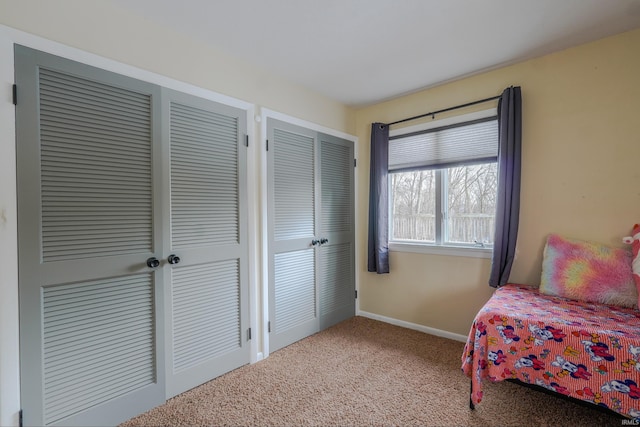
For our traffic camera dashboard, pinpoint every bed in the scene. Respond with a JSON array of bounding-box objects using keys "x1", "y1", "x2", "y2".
[{"x1": 461, "y1": 284, "x2": 640, "y2": 419}]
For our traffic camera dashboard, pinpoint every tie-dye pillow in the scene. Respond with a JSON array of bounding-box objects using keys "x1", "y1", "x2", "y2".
[
  {"x1": 623, "y1": 224, "x2": 640, "y2": 308},
  {"x1": 540, "y1": 234, "x2": 637, "y2": 308}
]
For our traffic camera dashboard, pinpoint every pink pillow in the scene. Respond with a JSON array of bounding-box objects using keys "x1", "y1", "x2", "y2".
[{"x1": 540, "y1": 234, "x2": 637, "y2": 308}]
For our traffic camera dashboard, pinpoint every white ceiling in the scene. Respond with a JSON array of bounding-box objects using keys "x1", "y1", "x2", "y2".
[{"x1": 109, "y1": 0, "x2": 640, "y2": 107}]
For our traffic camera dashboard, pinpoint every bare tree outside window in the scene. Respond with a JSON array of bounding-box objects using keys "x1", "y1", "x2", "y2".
[
  {"x1": 391, "y1": 162, "x2": 496, "y2": 245},
  {"x1": 391, "y1": 170, "x2": 436, "y2": 241},
  {"x1": 446, "y1": 163, "x2": 496, "y2": 245}
]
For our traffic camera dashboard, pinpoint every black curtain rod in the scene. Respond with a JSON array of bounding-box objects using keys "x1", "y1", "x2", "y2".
[{"x1": 384, "y1": 94, "x2": 501, "y2": 127}]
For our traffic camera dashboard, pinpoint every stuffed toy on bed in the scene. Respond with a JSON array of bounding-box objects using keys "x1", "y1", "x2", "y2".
[{"x1": 623, "y1": 223, "x2": 640, "y2": 304}]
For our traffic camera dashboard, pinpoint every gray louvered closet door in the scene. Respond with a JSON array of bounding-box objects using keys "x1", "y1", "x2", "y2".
[
  {"x1": 164, "y1": 90, "x2": 250, "y2": 398},
  {"x1": 15, "y1": 46, "x2": 165, "y2": 426},
  {"x1": 267, "y1": 120, "x2": 319, "y2": 352},
  {"x1": 318, "y1": 133, "x2": 355, "y2": 330},
  {"x1": 267, "y1": 119, "x2": 354, "y2": 353},
  {"x1": 16, "y1": 46, "x2": 251, "y2": 426}
]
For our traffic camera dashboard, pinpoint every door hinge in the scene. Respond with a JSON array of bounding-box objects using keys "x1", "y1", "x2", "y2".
[
  {"x1": 12, "y1": 84, "x2": 17, "y2": 105},
  {"x1": 268, "y1": 321, "x2": 271, "y2": 333},
  {"x1": 266, "y1": 139, "x2": 269, "y2": 151},
  {"x1": 355, "y1": 290, "x2": 358, "y2": 299},
  {"x1": 19, "y1": 409, "x2": 23, "y2": 427},
  {"x1": 247, "y1": 327, "x2": 252, "y2": 340},
  {"x1": 354, "y1": 158, "x2": 357, "y2": 167},
  {"x1": 245, "y1": 134, "x2": 249, "y2": 147}
]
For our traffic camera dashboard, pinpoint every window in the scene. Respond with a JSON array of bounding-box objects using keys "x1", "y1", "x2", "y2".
[{"x1": 388, "y1": 110, "x2": 498, "y2": 256}]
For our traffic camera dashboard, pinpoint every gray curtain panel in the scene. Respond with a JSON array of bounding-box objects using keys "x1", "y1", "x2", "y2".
[
  {"x1": 489, "y1": 86, "x2": 522, "y2": 287},
  {"x1": 367, "y1": 123, "x2": 390, "y2": 274}
]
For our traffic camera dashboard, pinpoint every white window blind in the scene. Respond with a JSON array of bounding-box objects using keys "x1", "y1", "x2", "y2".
[{"x1": 389, "y1": 117, "x2": 498, "y2": 172}]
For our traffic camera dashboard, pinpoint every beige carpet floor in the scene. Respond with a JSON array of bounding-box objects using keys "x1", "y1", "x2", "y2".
[{"x1": 122, "y1": 316, "x2": 622, "y2": 426}]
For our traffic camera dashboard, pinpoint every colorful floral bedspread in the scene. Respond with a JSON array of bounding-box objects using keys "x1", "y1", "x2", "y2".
[{"x1": 461, "y1": 284, "x2": 640, "y2": 418}]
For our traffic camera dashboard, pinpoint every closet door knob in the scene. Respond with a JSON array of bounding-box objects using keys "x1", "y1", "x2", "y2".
[
  {"x1": 146, "y1": 257, "x2": 160, "y2": 268},
  {"x1": 168, "y1": 254, "x2": 181, "y2": 265},
  {"x1": 320, "y1": 238, "x2": 329, "y2": 244},
  {"x1": 311, "y1": 239, "x2": 320, "y2": 246}
]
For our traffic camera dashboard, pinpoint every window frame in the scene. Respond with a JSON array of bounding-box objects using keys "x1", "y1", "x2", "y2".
[{"x1": 388, "y1": 109, "x2": 497, "y2": 259}]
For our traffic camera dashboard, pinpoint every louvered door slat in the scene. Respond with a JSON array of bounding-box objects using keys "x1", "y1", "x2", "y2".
[
  {"x1": 171, "y1": 162, "x2": 236, "y2": 177},
  {"x1": 41, "y1": 167, "x2": 151, "y2": 181},
  {"x1": 170, "y1": 124, "x2": 237, "y2": 141},
  {"x1": 46, "y1": 352, "x2": 152, "y2": 397},
  {"x1": 38, "y1": 70, "x2": 153, "y2": 107},
  {"x1": 45, "y1": 350, "x2": 152, "y2": 397},
  {"x1": 44, "y1": 301, "x2": 152, "y2": 332},
  {"x1": 40, "y1": 108, "x2": 150, "y2": 137},
  {"x1": 172, "y1": 260, "x2": 241, "y2": 373},
  {"x1": 321, "y1": 142, "x2": 352, "y2": 233},
  {"x1": 172, "y1": 286, "x2": 239, "y2": 311},
  {"x1": 39, "y1": 68, "x2": 153, "y2": 263},
  {"x1": 40, "y1": 151, "x2": 150, "y2": 168},
  {"x1": 273, "y1": 129, "x2": 315, "y2": 241},
  {"x1": 44, "y1": 327, "x2": 152, "y2": 361},
  {"x1": 169, "y1": 135, "x2": 238, "y2": 155},
  {"x1": 46, "y1": 379, "x2": 151, "y2": 426},
  {"x1": 274, "y1": 250, "x2": 316, "y2": 333},
  {"x1": 41, "y1": 130, "x2": 151, "y2": 153},
  {"x1": 42, "y1": 274, "x2": 155, "y2": 425},
  {"x1": 43, "y1": 222, "x2": 148, "y2": 232},
  {"x1": 319, "y1": 243, "x2": 353, "y2": 315},
  {"x1": 170, "y1": 102, "x2": 239, "y2": 248}
]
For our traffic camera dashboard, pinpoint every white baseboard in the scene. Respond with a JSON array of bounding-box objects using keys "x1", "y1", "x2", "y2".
[{"x1": 357, "y1": 311, "x2": 468, "y2": 343}]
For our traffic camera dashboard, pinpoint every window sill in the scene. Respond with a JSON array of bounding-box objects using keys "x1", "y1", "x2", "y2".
[{"x1": 389, "y1": 242, "x2": 493, "y2": 259}]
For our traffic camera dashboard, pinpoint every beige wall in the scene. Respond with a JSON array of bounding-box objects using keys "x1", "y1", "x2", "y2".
[{"x1": 355, "y1": 28, "x2": 640, "y2": 336}]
